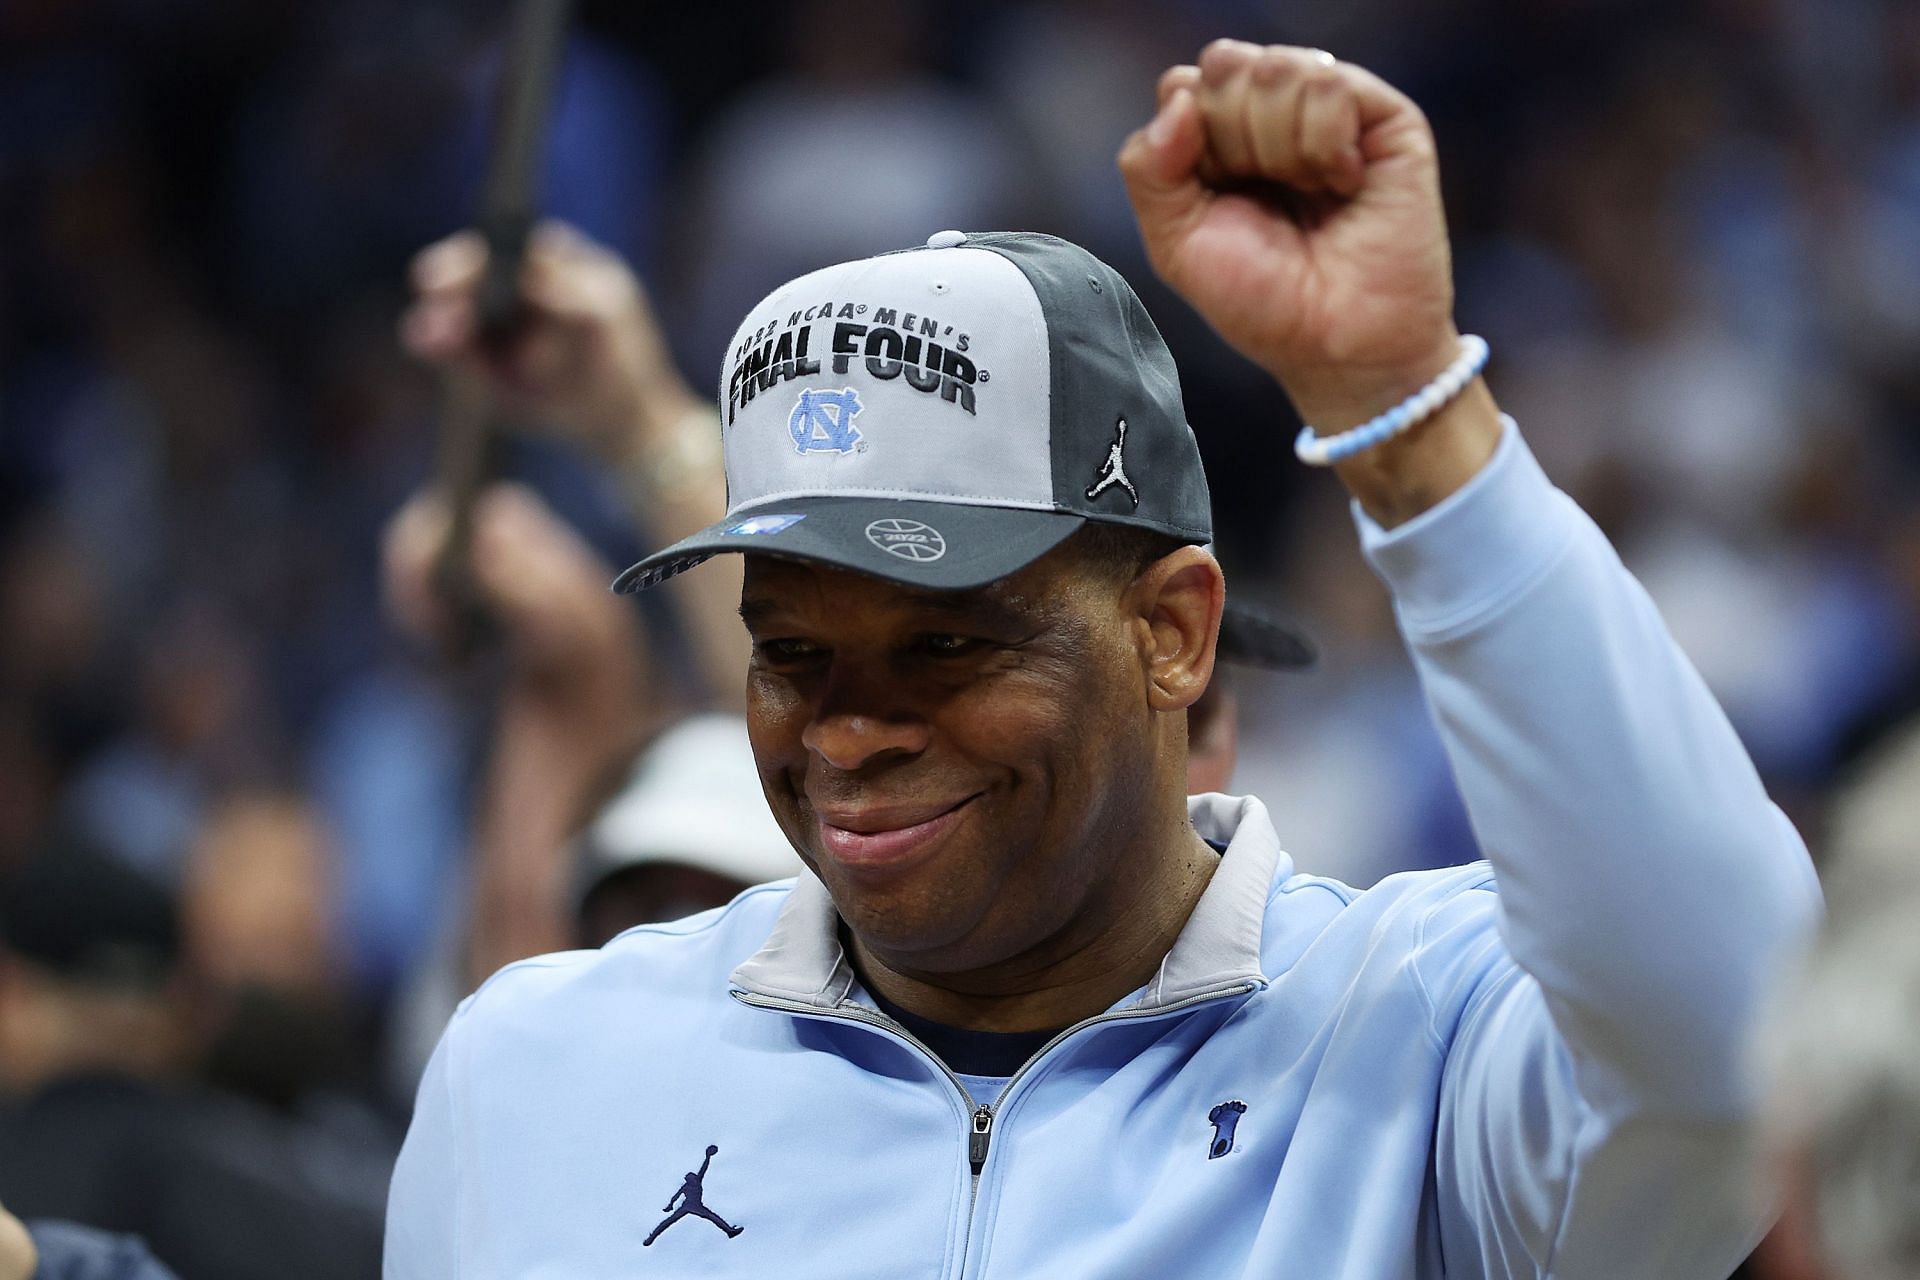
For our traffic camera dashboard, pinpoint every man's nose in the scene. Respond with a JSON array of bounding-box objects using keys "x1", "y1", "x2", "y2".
[{"x1": 800, "y1": 665, "x2": 931, "y2": 771}]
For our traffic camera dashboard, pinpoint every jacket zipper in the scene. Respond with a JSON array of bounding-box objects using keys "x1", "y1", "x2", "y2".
[
  {"x1": 954, "y1": 983, "x2": 1261, "y2": 1174},
  {"x1": 732, "y1": 980, "x2": 1261, "y2": 1271},
  {"x1": 969, "y1": 1106, "x2": 993, "y2": 1172}
]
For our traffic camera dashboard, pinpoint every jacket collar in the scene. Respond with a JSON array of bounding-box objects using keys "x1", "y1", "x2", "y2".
[{"x1": 729, "y1": 793, "x2": 1287, "y2": 1010}]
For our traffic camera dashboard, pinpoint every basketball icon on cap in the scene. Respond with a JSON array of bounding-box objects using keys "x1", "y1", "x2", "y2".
[{"x1": 865, "y1": 518, "x2": 947, "y2": 563}]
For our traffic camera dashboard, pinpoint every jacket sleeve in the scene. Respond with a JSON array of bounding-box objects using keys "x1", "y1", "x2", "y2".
[
  {"x1": 1354, "y1": 421, "x2": 1822, "y2": 1277},
  {"x1": 385, "y1": 1023, "x2": 463, "y2": 1278}
]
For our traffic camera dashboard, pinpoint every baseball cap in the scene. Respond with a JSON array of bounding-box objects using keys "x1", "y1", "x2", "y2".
[
  {"x1": 572, "y1": 714, "x2": 802, "y2": 903},
  {"x1": 614, "y1": 229, "x2": 1217, "y2": 593},
  {"x1": 1218, "y1": 599, "x2": 1316, "y2": 670}
]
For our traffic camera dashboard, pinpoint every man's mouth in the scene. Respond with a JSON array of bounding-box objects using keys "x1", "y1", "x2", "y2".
[{"x1": 811, "y1": 795, "x2": 979, "y2": 872}]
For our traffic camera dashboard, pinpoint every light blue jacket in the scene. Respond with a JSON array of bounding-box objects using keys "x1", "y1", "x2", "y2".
[{"x1": 386, "y1": 425, "x2": 1820, "y2": 1278}]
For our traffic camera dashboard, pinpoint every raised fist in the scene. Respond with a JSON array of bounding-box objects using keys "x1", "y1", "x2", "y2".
[{"x1": 1119, "y1": 41, "x2": 1461, "y2": 430}]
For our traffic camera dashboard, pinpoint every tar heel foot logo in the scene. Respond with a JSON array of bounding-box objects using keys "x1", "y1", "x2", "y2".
[
  {"x1": 865, "y1": 518, "x2": 947, "y2": 563},
  {"x1": 642, "y1": 1144, "x2": 744, "y2": 1247},
  {"x1": 788, "y1": 387, "x2": 865, "y2": 455},
  {"x1": 1085, "y1": 416, "x2": 1139, "y2": 507},
  {"x1": 1207, "y1": 1100, "x2": 1247, "y2": 1159}
]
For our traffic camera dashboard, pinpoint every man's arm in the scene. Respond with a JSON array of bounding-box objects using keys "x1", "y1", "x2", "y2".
[
  {"x1": 384, "y1": 483, "x2": 653, "y2": 988},
  {"x1": 404, "y1": 223, "x2": 748, "y2": 706},
  {"x1": 1122, "y1": 40, "x2": 1820, "y2": 1274},
  {"x1": 1364, "y1": 420, "x2": 1817, "y2": 1273}
]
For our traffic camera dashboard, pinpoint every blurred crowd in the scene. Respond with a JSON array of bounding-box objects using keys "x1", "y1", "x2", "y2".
[{"x1": 4, "y1": 0, "x2": 1920, "y2": 1276}]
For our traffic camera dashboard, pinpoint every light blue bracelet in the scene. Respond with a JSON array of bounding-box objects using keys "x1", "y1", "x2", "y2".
[{"x1": 1293, "y1": 335, "x2": 1490, "y2": 466}]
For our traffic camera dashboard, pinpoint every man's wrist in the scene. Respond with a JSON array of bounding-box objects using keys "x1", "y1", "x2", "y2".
[
  {"x1": 1279, "y1": 332, "x2": 1504, "y2": 529},
  {"x1": 580, "y1": 313, "x2": 703, "y2": 470},
  {"x1": 597, "y1": 379, "x2": 693, "y2": 468},
  {"x1": 1279, "y1": 328, "x2": 1463, "y2": 433},
  {"x1": 1329, "y1": 379, "x2": 1503, "y2": 528},
  {"x1": 497, "y1": 685, "x2": 647, "y2": 818},
  {"x1": 616, "y1": 398, "x2": 725, "y2": 524}
]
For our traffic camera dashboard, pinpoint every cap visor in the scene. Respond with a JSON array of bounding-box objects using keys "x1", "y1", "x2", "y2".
[{"x1": 613, "y1": 498, "x2": 1086, "y2": 594}]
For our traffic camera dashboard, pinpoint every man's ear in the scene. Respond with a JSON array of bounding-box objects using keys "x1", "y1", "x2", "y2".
[{"x1": 1127, "y1": 546, "x2": 1225, "y2": 713}]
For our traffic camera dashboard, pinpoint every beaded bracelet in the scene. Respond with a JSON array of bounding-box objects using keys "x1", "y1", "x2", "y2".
[{"x1": 1292, "y1": 335, "x2": 1490, "y2": 467}]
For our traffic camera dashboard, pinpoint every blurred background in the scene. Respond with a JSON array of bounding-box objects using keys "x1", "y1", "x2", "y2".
[{"x1": 2, "y1": 0, "x2": 1919, "y2": 1274}]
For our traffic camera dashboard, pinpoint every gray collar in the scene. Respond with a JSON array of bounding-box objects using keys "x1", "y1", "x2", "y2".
[{"x1": 729, "y1": 793, "x2": 1285, "y2": 1010}]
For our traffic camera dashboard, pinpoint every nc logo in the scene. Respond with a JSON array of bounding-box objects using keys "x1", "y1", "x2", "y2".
[
  {"x1": 1207, "y1": 1100, "x2": 1247, "y2": 1159},
  {"x1": 789, "y1": 387, "x2": 864, "y2": 455}
]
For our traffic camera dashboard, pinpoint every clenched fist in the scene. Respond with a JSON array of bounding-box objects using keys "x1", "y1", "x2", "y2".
[{"x1": 1120, "y1": 40, "x2": 1502, "y2": 523}]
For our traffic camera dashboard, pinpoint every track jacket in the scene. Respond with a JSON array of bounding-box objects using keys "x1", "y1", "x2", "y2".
[{"x1": 385, "y1": 423, "x2": 1820, "y2": 1278}]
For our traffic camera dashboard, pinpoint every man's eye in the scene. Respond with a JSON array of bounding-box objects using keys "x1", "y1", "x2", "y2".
[
  {"x1": 755, "y1": 638, "x2": 822, "y2": 664},
  {"x1": 916, "y1": 634, "x2": 982, "y2": 658}
]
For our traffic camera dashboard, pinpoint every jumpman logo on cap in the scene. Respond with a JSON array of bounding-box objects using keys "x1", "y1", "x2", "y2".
[
  {"x1": 1085, "y1": 416, "x2": 1139, "y2": 507},
  {"x1": 643, "y1": 1144, "x2": 744, "y2": 1246}
]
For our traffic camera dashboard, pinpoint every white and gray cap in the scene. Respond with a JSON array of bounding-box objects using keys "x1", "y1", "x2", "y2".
[
  {"x1": 614, "y1": 230, "x2": 1314, "y2": 668},
  {"x1": 614, "y1": 229, "x2": 1218, "y2": 593}
]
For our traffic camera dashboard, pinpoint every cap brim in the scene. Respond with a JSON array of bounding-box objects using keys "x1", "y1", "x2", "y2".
[
  {"x1": 613, "y1": 498, "x2": 1086, "y2": 594},
  {"x1": 1218, "y1": 601, "x2": 1316, "y2": 670}
]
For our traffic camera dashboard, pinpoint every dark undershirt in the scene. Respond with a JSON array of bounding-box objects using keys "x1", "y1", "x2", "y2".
[{"x1": 868, "y1": 986, "x2": 1064, "y2": 1079}]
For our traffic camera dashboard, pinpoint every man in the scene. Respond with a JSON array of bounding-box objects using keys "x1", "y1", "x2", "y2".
[
  {"x1": 386, "y1": 41, "x2": 1818, "y2": 1276},
  {"x1": 389, "y1": 212, "x2": 1305, "y2": 971}
]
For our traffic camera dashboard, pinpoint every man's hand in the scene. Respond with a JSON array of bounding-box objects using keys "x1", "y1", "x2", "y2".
[
  {"x1": 1120, "y1": 41, "x2": 1502, "y2": 525},
  {"x1": 402, "y1": 222, "x2": 748, "y2": 702},
  {"x1": 384, "y1": 484, "x2": 646, "y2": 717},
  {"x1": 403, "y1": 222, "x2": 704, "y2": 467}
]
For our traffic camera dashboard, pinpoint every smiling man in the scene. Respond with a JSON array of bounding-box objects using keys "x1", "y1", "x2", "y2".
[
  {"x1": 386, "y1": 41, "x2": 1819, "y2": 1278},
  {"x1": 736, "y1": 535, "x2": 1225, "y2": 1037}
]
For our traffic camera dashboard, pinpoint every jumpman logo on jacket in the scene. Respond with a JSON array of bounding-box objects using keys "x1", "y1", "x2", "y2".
[
  {"x1": 1085, "y1": 416, "x2": 1139, "y2": 507},
  {"x1": 643, "y1": 1145, "x2": 743, "y2": 1246}
]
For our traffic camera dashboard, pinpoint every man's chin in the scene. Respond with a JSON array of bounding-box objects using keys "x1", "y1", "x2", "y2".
[{"x1": 817, "y1": 865, "x2": 991, "y2": 964}]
